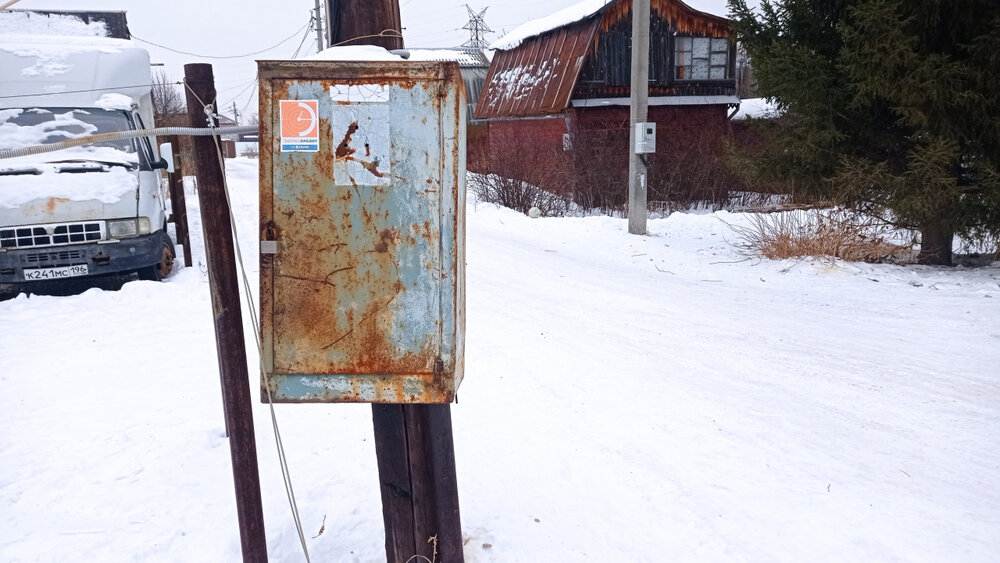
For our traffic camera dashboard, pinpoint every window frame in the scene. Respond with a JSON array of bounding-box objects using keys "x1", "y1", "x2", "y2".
[{"x1": 674, "y1": 36, "x2": 731, "y2": 82}]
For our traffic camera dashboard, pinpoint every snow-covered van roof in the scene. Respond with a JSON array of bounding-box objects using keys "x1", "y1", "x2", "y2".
[{"x1": 0, "y1": 34, "x2": 151, "y2": 110}]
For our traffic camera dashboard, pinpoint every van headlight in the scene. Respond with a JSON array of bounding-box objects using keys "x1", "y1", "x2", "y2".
[
  {"x1": 109, "y1": 217, "x2": 152, "y2": 238},
  {"x1": 108, "y1": 219, "x2": 137, "y2": 237}
]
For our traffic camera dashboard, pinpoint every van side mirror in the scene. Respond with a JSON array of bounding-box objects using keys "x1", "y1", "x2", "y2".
[{"x1": 158, "y1": 142, "x2": 176, "y2": 173}]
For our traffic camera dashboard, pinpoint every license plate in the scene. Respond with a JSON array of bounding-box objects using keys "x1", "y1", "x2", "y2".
[{"x1": 23, "y1": 264, "x2": 89, "y2": 280}]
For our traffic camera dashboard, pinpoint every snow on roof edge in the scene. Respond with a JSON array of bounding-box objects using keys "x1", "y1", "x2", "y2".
[
  {"x1": 490, "y1": 0, "x2": 611, "y2": 50},
  {"x1": 490, "y1": 0, "x2": 730, "y2": 51}
]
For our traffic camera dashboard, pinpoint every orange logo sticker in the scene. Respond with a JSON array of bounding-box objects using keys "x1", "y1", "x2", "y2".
[{"x1": 279, "y1": 99, "x2": 319, "y2": 152}]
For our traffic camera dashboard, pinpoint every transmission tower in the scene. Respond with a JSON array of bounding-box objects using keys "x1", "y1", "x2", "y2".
[{"x1": 461, "y1": 5, "x2": 492, "y2": 48}]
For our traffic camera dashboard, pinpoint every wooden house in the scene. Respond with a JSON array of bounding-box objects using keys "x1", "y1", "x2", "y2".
[{"x1": 473, "y1": 0, "x2": 741, "y2": 206}]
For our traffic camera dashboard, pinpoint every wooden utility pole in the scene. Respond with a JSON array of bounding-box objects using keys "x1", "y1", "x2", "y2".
[
  {"x1": 326, "y1": 0, "x2": 403, "y2": 50},
  {"x1": 628, "y1": 0, "x2": 650, "y2": 235},
  {"x1": 164, "y1": 134, "x2": 192, "y2": 267},
  {"x1": 314, "y1": 2, "x2": 462, "y2": 561},
  {"x1": 183, "y1": 63, "x2": 268, "y2": 563},
  {"x1": 372, "y1": 404, "x2": 464, "y2": 562}
]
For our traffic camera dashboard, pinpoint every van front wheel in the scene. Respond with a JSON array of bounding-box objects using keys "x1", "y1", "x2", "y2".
[{"x1": 138, "y1": 240, "x2": 175, "y2": 281}]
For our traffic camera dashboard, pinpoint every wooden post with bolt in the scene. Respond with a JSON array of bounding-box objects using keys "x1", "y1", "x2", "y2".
[{"x1": 183, "y1": 62, "x2": 268, "y2": 563}]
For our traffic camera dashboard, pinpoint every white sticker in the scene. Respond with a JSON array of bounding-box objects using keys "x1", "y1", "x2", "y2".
[{"x1": 329, "y1": 85, "x2": 390, "y2": 186}]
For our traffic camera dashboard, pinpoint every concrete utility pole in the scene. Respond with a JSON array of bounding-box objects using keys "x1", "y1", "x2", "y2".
[
  {"x1": 628, "y1": 0, "x2": 650, "y2": 235},
  {"x1": 313, "y1": 0, "x2": 326, "y2": 52}
]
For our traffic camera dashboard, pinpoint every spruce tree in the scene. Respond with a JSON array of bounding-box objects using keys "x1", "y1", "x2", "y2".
[{"x1": 728, "y1": 0, "x2": 1000, "y2": 265}]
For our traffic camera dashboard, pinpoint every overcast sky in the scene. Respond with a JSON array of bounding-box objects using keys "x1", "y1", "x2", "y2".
[{"x1": 11, "y1": 0, "x2": 734, "y2": 121}]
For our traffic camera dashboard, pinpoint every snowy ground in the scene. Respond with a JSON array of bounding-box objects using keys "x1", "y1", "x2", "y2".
[{"x1": 2, "y1": 158, "x2": 998, "y2": 562}]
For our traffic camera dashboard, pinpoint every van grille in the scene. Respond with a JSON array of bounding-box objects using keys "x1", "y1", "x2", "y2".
[
  {"x1": 25, "y1": 249, "x2": 87, "y2": 264},
  {"x1": 0, "y1": 221, "x2": 104, "y2": 250}
]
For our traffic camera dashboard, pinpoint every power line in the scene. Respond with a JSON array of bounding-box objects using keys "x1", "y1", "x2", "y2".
[
  {"x1": 131, "y1": 22, "x2": 309, "y2": 60},
  {"x1": 0, "y1": 82, "x2": 175, "y2": 99},
  {"x1": 290, "y1": 16, "x2": 316, "y2": 59}
]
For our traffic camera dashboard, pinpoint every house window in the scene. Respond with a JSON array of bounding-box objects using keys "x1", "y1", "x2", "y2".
[{"x1": 675, "y1": 37, "x2": 729, "y2": 80}]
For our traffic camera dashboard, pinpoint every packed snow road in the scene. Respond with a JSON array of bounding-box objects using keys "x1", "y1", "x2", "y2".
[{"x1": 2, "y1": 158, "x2": 998, "y2": 561}]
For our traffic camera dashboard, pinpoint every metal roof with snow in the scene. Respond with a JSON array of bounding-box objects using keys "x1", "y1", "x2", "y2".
[{"x1": 475, "y1": 0, "x2": 732, "y2": 119}]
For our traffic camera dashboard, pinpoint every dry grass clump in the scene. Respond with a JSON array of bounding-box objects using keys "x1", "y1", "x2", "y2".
[{"x1": 729, "y1": 209, "x2": 914, "y2": 263}]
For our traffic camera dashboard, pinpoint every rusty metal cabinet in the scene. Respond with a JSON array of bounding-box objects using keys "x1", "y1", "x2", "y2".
[{"x1": 258, "y1": 61, "x2": 465, "y2": 403}]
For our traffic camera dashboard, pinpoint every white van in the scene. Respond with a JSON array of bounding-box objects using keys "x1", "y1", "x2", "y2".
[{"x1": 0, "y1": 33, "x2": 174, "y2": 291}]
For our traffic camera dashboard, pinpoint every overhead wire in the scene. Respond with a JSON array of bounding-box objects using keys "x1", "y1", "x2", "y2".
[
  {"x1": 230, "y1": 17, "x2": 314, "y2": 124},
  {"x1": 131, "y1": 23, "x2": 309, "y2": 60},
  {"x1": 0, "y1": 83, "x2": 176, "y2": 100},
  {"x1": 290, "y1": 15, "x2": 317, "y2": 59}
]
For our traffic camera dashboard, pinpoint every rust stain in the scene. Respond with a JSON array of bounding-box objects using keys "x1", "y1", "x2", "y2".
[
  {"x1": 45, "y1": 197, "x2": 69, "y2": 213},
  {"x1": 335, "y1": 121, "x2": 359, "y2": 158},
  {"x1": 356, "y1": 157, "x2": 385, "y2": 178},
  {"x1": 374, "y1": 227, "x2": 400, "y2": 253}
]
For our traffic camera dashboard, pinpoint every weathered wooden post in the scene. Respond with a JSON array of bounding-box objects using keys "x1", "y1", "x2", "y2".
[
  {"x1": 184, "y1": 62, "x2": 268, "y2": 563},
  {"x1": 372, "y1": 403, "x2": 463, "y2": 561},
  {"x1": 163, "y1": 133, "x2": 193, "y2": 267}
]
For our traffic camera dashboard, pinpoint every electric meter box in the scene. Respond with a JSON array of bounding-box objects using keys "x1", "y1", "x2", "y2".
[
  {"x1": 635, "y1": 122, "x2": 656, "y2": 154},
  {"x1": 258, "y1": 60, "x2": 466, "y2": 404}
]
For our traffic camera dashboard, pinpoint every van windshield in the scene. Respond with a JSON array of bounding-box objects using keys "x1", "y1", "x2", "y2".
[{"x1": 0, "y1": 107, "x2": 136, "y2": 154}]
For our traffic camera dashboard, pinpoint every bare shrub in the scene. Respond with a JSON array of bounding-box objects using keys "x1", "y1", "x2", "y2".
[
  {"x1": 646, "y1": 116, "x2": 735, "y2": 211},
  {"x1": 568, "y1": 117, "x2": 629, "y2": 214},
  {"x1": 151, "y1": 70, "x2": 186, "y2": 122},
  {"x1": 469, "y1": 173, "x2": 569, "y2": 216},
  {"x1": 728, "y1": 209, "x2": 914, "y2": 263},
  {"x1": 569, "y1": 111, "x2": 755, "y2": 214},
  {"x1": 473, "y1": 125, "x2": 572, "y2": 216}
]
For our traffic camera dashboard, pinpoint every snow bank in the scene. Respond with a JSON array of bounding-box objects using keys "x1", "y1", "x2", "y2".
[{"x1": 733, "y1": 97, "x2": 781, "y2": 120}]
